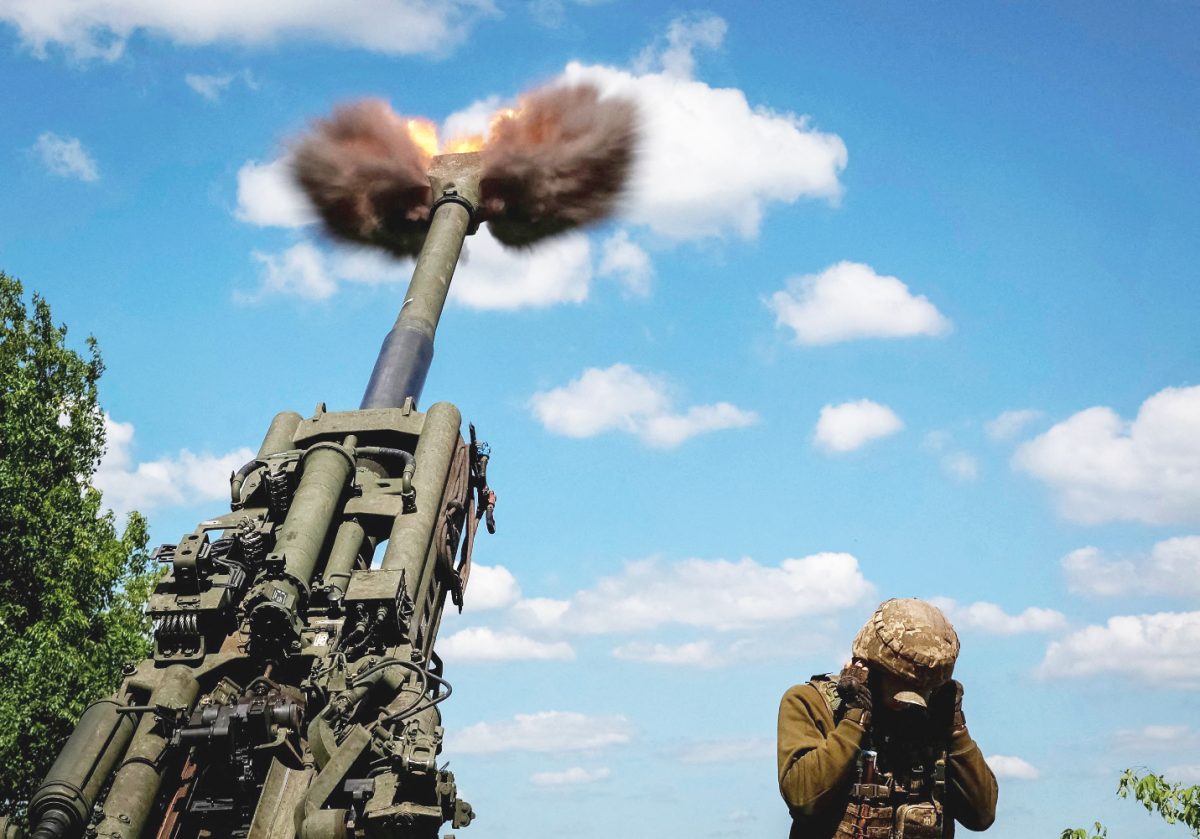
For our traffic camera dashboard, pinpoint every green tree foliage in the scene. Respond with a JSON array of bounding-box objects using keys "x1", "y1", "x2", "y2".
[
  {"x1": 1061, "y1": 769, "x2": 1200, "y2": 838},
  {"x1": 1118, "y1": 769, "x2": 1200, "y2": 836},
  {"x1": 0, "y1": 272, "x2": 156, "y2": 809}
]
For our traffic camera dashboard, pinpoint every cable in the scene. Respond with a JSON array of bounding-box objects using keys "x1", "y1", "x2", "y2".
[{"x1": 379, "y1": 669, "x2": 452, "y2": 725}]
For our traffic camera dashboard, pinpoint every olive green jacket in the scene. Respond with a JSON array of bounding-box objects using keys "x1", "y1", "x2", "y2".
[{"x1": 777, "y1": 682, "x2": 998, "y2": 838}]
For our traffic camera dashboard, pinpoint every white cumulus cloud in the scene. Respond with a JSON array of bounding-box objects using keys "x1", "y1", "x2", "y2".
[
  {"x1": 1166, "y1": 765, "x2": 1200, "y2": 783},
  {"x1": 530, "y1": 766, "x2": 611, "y2": 787},
  {"x1": 769, "y1": 262, "x2": 951, "y2": 346},
  {"x1": 437, "y1": 627, "x2": 573, "y2": 662},
  {"x1": 986, "y1": 755, "x2": 1039, "y2": 780},
  {"x1": 513, "y1": 553, "x2": 872, "y2": 634},
  {"x1": 674, "y1": 738, "x2": 773, "y2": 765},
  {"x1": 529, "y1": 364, "x2": 758, "y2": 448},
  {"x1": 452, "y1": 228, "x2": 593, "y2": 310},
  {"x1": 813, "y1": 399, "x2": 903, "y2": 453},
  {"x1": 633, "y1": 12, "x2": 727, "y2": 80},
  {"x1": 441, "y1": 94, "x2": 504, "y2": 141},
  {"x1": 1062, "y1": 537, "x2": 1200, "y2": 599},
  {"x1": 1113, "y1": 725, "x2": 1200, "y2": 753},
  {"x1": 185, "y1": 69, "x2": 256, "y2": 101},
  {"x1": 94, "y1": 415, "x2": 254, "y2": 516},
  {"x1": 449, "y1": 711, "x2": 633, "y2": 754},
  {"x1": 562, "y1": 56, "x2": 846, "y2": 239},
  {"x1": 1, "y1": 0, "x2": 494, "y2": 61},
  {"x1": 322, "y1": 247, "x2": 410, "y2": 285},
  {"x1": 186, "y1": 72, "x2": 233, "y2": 101},
  {"x1": 1039, "y1": 611, "x2": 1200, "y2": 686},
  {"x1": 612, "y1": 630, "x2": 827, "y2": 669},
  {"x1": 612, "y1": 640, "x2": 725, "y2": 667},
  {"x1": 242, "y1": 243, "x2": 337, "y2": 302},
  {"x1": 233, "y1": 223, "x2": 600, "y2": 311},
  {"x1": 933, "y1": 599, "x2": 1067, "y2": 635},
  {"x1": 597, "y1": 230, "x2": 653, "y2": 296},
  {"x1": 463, "y1": 563, "x2": 522, "y2": 611},
  {"x1": 33, "y1": 132, "x2": 98, "y2": 182},
  {"x1": 1013, "y1": 385, "x2": 1200, "y2": 524},
  {"x1": 440, "y1": 18, "x2": 848, "y2": 241},
  {"x1": 985, "y1": 409, "x2": 1043, "y2": 442},
  {"x1": 235, "y1": 157, "x2": 314, "y2": 228}
]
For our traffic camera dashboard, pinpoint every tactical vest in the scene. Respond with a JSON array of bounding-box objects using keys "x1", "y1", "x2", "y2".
[{"x1": 811, "y1": 675, "x2": 952, "y2": 839}]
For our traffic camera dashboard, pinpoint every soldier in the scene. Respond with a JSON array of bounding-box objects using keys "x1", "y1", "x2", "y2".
[{"x1": 777, "y1": 598, "x2": 997, "y2": 838}]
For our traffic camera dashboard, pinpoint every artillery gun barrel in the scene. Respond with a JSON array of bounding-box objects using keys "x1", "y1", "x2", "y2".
[{"x1": 360, "y1": 153, "x2": 482, "y2": 410}]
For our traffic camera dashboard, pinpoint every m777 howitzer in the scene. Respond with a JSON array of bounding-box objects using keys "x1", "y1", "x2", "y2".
[
  {"x1": 14, "y1": 152, "x2": 493, "y2": 839},
  {"x1": 5, "y1": 81, "x2": 638, "y2": 839}
]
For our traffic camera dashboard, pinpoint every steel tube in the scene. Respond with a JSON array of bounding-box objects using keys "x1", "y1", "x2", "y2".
[
  {"x1": 276, "y1": 442, "x2": 356, "y2": 587},
  {"x1": 258, "y1": 411, "x2": 303, "y2": 458},
  {"x1": 323, "y1": 519, "x2": 367, "y2": 603},
  {"x1": 380, "y1": 402, "x2": 460, "y2": 575},
  {"x1": 28, "y1": 698, "x2": 137, "y2": 839},
  {"x1": 360, "y1": 200, "x2": 471, "y2": 409},
  {"x1": 92, "y1": 667, "x2": 200, "y2": 839},
  {"x1": 361, "y1": 153, "x2": 482, "y2": 410}
]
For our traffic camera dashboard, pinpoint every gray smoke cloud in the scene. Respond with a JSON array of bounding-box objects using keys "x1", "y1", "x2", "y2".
[
  {"x1": 479, "y1": 83, "x2": 638, "y2": 246},
  {"x1": 291, "y1": 99, "x2": 433, "y2": 258}
]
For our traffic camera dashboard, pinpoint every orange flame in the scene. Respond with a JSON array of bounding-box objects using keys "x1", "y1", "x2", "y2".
[
  {"x1": 443, "y1": 134, "x2": 485, "y2": 154},
  {"x1": 405, "y1": 118, "x2": 440, "y2": 158},
  {"x1": 404, "y1": 105, "x2": 524, "y2": 156}
]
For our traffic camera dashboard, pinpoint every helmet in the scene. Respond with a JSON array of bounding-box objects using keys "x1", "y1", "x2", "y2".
[{"x1": 851, "y1": 598, "x2": 959, "y2": 702}]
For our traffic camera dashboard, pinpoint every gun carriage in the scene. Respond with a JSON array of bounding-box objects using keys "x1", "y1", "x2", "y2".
[{"x1": 16, "y1": 154, "x2": 495, "y2": 839}]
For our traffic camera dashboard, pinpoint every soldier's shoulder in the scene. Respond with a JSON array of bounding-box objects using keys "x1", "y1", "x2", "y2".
[
  {"x1": 807, "y1": 673, "x2": 841, "y2": 714},
  {"x1": 781, "y1": 676, "x2": 837, "y2": 709},
  {"x1": 779, "y1": 678, "x2": 839, "y2": 732}
]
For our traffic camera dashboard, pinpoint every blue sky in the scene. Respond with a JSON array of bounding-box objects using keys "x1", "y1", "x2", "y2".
[{"x1": 2, "y1": 2, "x2": 1199, "y2": 837}]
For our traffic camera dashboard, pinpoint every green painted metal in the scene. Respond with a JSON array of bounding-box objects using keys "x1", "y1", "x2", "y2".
[
  {"x1": 381, "y1": 402, "x2": 460, "y2": 575},
  {"x1": 248, "y1": 762, "x2": 315, "y2": 839},
  {"x1": 26, "y1": 697, "x2": 136, "y2": 839},
  {"x1": 295, "y1": 725, "x2": 372, "y2": 834},
  {"x1": 92, "y1": 666, "x2": 200, "y2": 839},
  {"x1": 360, "y1": 155, "x2": 481, "y2": 410},
  {"x1": 282, "y1": 440, "x2": 358, "y2": 586},
  {"x1": 247, "y1": 437, "x2": 356, "y2": 655},
  {"x1": 323, "y1": 518, "x2": 367, "y2": 603},
  {"x1": 400, "y1": 198, "x2": 470, "y2": 352},
  {"x1": 259, "y1": 411, "x2": 304, "y2": 458},
  {"x1": 14, "y1": 154, "x2": 490, "y2": 839}
]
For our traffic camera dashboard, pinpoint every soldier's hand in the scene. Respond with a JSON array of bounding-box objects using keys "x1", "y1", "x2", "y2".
[
  {"x1": 836, "y1": 663, "x2": 873, "y2": 719},
  {"x1": 930, "y1": 679, "x2": 965, "y2": 734}
]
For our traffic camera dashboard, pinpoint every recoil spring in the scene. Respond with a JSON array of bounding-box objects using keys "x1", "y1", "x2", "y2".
[
  {"x1": 156, "y1": 612, "x2": 200, "y2": 640},
  {"x1": 237, "y1": 522, "x2": 267, "y2": 567},
  {"x1": 266, "y1": 466, "x2": 292, "y2": 520}
]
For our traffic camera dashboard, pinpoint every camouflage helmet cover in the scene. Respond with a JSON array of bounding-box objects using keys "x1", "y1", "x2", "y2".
[{"x1": 852, "y1": 598, "x2": 960, "y2": 691}]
